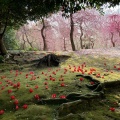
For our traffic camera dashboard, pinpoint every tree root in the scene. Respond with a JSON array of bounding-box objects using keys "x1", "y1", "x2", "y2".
[
  {"x1": 36, "y1": 92, "x2": 103, "y2": 105},
  {"x1": 36, "y1": 98, "x2": 69, "y2": 105},
  {"x1": 76, "y1": 74, "x2": 100, "y2": 83},
  {"x1": 104, "y1": 80, "x2": 120, "y2": 88}
]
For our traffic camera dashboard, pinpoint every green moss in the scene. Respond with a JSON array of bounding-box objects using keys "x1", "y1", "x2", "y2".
[{"x1": 0, "y1": 51, "x2": 120, "y2": 120}]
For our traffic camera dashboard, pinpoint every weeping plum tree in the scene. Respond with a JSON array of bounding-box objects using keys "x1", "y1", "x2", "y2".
[
  {"x1": 107, "y1": 15, "x2": 120, "y2": 47},
  {"x1": 100, "y1": 14, "x2": 120, "y2": 47},
  {"x1": 16, "y1": 25, "x2": 39, "y2": 50},
  {"x1": 62, "y1": 0, "x2": 120, "y2": 50},
  {"x1": 17, "y1": 9, "x2": 120, "y2": 50},
  {"x1": 34, "y1": 12, "x2": 71, "y2": 51},
  {"x1": 49, "y1": 12, "x2": 70, "y2": 50},
  {"x1": 23, "y1": 26, "x2": 34, "y2": 49},
  {"x1": 73, "y1": 9, "x2": 100, "y2": 49}
]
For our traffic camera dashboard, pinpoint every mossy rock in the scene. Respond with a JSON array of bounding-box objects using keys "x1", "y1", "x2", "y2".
[
  {"x1": 104, "y1": 80, "x2": 120, "y2": 88},
  {"x1": 57, "y1": 113, "x2": 85, "y2": 120},
  {"x1": 57, "y1": 99, "x2": 95, "y2": 117}
]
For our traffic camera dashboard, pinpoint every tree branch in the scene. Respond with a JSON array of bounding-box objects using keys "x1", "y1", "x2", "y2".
[{"x1": 0, "y1": 10, "x2": 9, "y2": 37}]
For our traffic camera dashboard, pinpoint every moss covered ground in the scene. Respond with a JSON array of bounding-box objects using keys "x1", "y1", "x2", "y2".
[{"x1": 0, "y1": 51, "x2": 120, "y2": 120}]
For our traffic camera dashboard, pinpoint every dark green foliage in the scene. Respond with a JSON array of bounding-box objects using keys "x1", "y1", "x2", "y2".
[
  {"x1": 0, "y1": 0, "x2": 62, "y2": 30},
  {"x1": 0, "y1": 0, "x2": 120, "y2": 30},
  {"x1": 3, "y1": 28, "x2": 19, "y2": 50},
  {"x1": 62, "y1": 0, "x2": 120, "y2": 16}
]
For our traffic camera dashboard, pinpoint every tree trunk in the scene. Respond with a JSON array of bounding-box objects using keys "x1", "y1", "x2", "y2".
[
  {"x1": 79, "y1": 24, "x2": 84, "y2": 49},
  {"x1": 41, "y1": 18, "x2": 48, "y2": 51},
  {"x1": 70, "y1": 13, "x2": 76, "y2": 51},
  {"x1": 0, "y1": 20, "x2": 8, "y2": 55},
  {"x1": 91, "y1": 42, "x2": 94, "y2": 49},
  {"x1": 110, "y1": 32, "x2": 115, "y2": 47},
  {"x1": 63, "y1": 37, "x2": 66, "y2": 51},
  {"x1": 90, "y1": 39, "x2": 94, "y2": 49},
  {"x1": 118, "y1": 31, "x2": 120, "y2": 38},
  {"x1": 22, "y1": 34, "x2": 26, "y2": 50},
  {"x1": 0, "y1": 34, "x2": 7, "y2": 55}
]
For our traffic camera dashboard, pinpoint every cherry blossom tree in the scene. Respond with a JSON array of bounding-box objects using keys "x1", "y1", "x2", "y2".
[
  {"x1": 16, "y1": 24, "x2": 40, "y2": 50},
  {"x1": 107, "y1": 14, "x2": 120, "y2": 47},
  {"x1": 100, "y1": 14, "x2": 120, "y2": 47},
  {"x1": 35, "y1": 18, "x2": 52, "y2": 51},
  {"x1": 16, "y1": 9, "x2": 120, "y2": 51},
  {"x1": 73, "y1": 9, "x2": 100, "y2": 49},
  {"x1": 42, "y1": 12, "x2": 71, "y2": 51}
]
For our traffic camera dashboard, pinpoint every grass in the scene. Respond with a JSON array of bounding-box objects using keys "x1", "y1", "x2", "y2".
[{"x1": 0, "y1": 51, "x2": 120, "y2": 120}]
